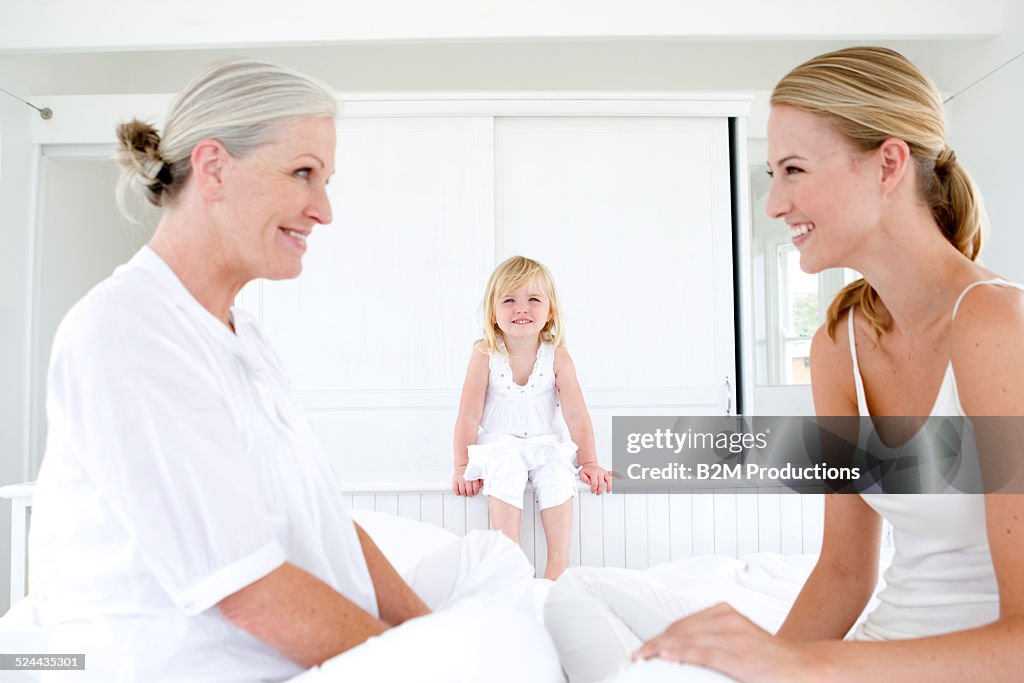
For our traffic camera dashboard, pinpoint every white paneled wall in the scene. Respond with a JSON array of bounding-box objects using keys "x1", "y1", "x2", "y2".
[
  {"x1": 344, "y1": 488, "x2": 825, "y2": 573},
  {"x1": 238, "y1": 98, "x2": 741, "y2": 488}
]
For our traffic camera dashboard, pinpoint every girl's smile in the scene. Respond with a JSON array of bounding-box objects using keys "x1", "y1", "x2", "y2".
[{"x1": 495, "y1": 284, "x2": 551, "y2": 339}]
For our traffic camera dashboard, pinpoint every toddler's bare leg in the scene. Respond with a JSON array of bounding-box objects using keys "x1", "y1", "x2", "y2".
[
  {"x1": 540, "y1": 498, "x2": 573, "y2": 580},
  {"x1": 488, "y1": 496, "x2": 522, "y2": 544}
]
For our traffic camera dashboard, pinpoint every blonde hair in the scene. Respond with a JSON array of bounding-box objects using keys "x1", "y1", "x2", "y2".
[
  {"x1": 114, "y1": 59, "x2": 338, "y2": 222},
  {"x1": 479, "y1": 256, "x2": 565, "y2": 353},
  {"x1": 771, "y1": 46, "x2": 986, "y2": 339}
]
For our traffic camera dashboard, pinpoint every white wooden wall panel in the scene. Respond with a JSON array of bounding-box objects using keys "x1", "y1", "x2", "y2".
[
  {"x1": 578, "y1": 491, "x2": 603, "y2": 567},
  {"x1": 736, "y1": 493, "x2": 759, "y2": 557},
  {"x1": 602, "y1": 494, "x2": 627, "y2": 567},
  {"x1": 757, "y1": 489, "x2": 782, "y2": 554},
  {"x1": 262, "y1": 116, "x2": 492, "y2": 392},
  {"x1": 494, "y1": 116, "x2": 734, "y2": 404},
  {"x1": 345, "y1": 489, "x2": 824, "y2": 574},
  {"x1": 669, "y1": 493, "x2": 693, "y2": 560},
  {"x1": 646, "y1": 494, "x2": 671, "y2": 567},
  {"x1": 240, "y1": 110, "x2": 736, "y2": 487}
]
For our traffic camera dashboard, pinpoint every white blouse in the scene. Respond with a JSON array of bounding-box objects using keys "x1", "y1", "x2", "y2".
[{"x1": 29, "y1": 246, "x2": 376, "y2": 682}]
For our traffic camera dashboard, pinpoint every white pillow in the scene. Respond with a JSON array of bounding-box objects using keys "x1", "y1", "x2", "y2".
[{"x1": 349, "y1": 509, "x2": 458, "y2": 574}]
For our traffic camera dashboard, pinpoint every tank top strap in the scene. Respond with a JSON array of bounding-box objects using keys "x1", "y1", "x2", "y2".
[
  {"x1": 951, "y1": 278, "x2": 1024, "y2": 321},
  {"x1": 537, "y1": 340, "x2": 556, "y2": 369},
  {"x1": 847, "y1": 310, "x2": 870, "y2": 416}
]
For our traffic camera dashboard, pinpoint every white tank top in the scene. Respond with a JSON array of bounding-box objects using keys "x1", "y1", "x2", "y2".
[
  {"x1": 478, "y1": 340, "x2": 568, "y2": 438},
  {"x1": 849, "y1": 279, "x2": 1022, "y2": 641}
]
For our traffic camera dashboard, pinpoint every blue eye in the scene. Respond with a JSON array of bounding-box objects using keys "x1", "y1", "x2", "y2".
[
  {"x1": 296, "y1": 168, "x2": 312, "y2": 179},
  {"x1": 529, "y1": 297, "x2": 541, "y2": 302},
  {"x1": 785, "y1": 166, "x2": 803, "y2": 175}
]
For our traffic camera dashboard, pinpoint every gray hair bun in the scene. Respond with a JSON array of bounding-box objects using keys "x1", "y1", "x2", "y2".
[{"x1": 115, "y1": 120, "x2": 172, "y2": 208}]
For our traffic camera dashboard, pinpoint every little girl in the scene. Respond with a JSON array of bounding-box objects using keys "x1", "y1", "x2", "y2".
[{"x1": 452, "y1": 255, "x2": 613, "y2": 580}]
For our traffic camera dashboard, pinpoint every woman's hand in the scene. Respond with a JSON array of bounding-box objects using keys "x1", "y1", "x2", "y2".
[
  {"x1": 452, "y1": 466, "x2": 482, "y2": 496},
  {"x1": 578, "y1": 462, "x2": 615, "y2": 495},
  {"x1": 633, "y1": 603, "x2": 823, "y2": 683}
]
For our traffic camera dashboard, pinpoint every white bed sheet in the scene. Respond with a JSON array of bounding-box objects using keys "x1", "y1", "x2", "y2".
[
  {"x1": 0, "y1": 510, "x2": 560, "y2": 682},
  {"x1": 1, "y1": 509, "x2": 888, "y2": 682}
]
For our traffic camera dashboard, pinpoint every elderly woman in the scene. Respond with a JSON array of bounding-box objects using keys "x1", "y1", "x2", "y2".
[
  {"x1": 548, "y1": 47, "x2": 1024, "y2": 682},
  {"x1": 28, "y1": 60, "x2": 556, "y2": 683}
]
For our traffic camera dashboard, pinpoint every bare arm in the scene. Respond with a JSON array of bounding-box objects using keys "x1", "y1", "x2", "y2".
[
  {"x1": 777, "y1": 322, "x2": 881, "y2": 641},
  {"x1": 218, "y1": 562, "x2": 388, "y2": 669},
  {"x1": 353, "y1": 522, "x2": 431, "y2": 626},
  {"x1": 776, "y1": 495, "x2": 881, "y2": 641},
  {"x1": 219, "y1": 523, "x2": 430, "y2": 668},
  {"x1": 554, "y1": 347, "x2": 612, "y2": 493},
  {"x1": 452, "y1": 344, "x2": 489, "y2": 495}
]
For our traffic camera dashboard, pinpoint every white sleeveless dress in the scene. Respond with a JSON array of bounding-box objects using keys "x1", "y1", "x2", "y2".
[
  {"x1": 463, "y1": 340, "x2": 579, "y2": 510},
  {"x1": 848, "y1": 279, "x2": 1022, "y2": 640}
]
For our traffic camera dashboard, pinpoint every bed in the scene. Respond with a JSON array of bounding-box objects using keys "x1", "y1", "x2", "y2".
[{"x1": 1, "y1": 503, "x2": 882, "y2": 682}]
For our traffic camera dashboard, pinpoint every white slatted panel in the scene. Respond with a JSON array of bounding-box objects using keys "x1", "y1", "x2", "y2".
[
  {"x1": 374, "y1": 494, "x2": 398, "y2": 516},
  {"x1": 443, "y1": 494, "x2": 467, "y2": 536},
  {"x1": 757, "y1": 490, "x2": 783, "y2": 554},
  {"x1": 692, "y1": 491, "x2": 715, "y2": 556},
  {"x1": 351, "y1": 494, "x2": 375, "y2": 511},
  {"x1": 466, "y1": 494, "x2": 489, "y2": 532},
  {"x1": 624, "y1": 496, "x2": 647, "y2": 570},
  {"x1": 646, "y1": 494, "x2": 671, "y2": 567},
  {"x1": 343, "y1": 487, "x2": 825, "y2": 573},
  {"x1": 713, "y1": 491, "x2": 737, "y2": 556},
  {"x1": 420, "y1": 494, "x2": 444, "y2": 528},
  {"x1": 736, "y1": 493, "x2": 759, "y2": 557},
  {"x1": 602, "y1": 494, "x2": 626, "y2": 568},
  {"x1": 397, "y1": 495, "x2": 420, "y2": 521},
  {"x1": 578, "y1": 492, "x2": 603, "y2": 567}
]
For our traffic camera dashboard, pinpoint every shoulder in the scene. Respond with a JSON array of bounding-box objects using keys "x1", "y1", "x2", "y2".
[
  {"x1": 58, "y1": 265, "x2": 173, "y2": 349},
  {"x1": 553, "y1": 345, "x2": 574, "y2": 370},
  {"x1": 465, "y1": 341, "x2": 492, "y2": 374},
  {"x1": 809, "y1": 311, "x2": 859, "y2": 416},
  {"x1": 950, "y1": 282, "x2": 1024, "y2": 415},
  {"x1": 951, "y1": 281, "x2": 1024, "y2": 334},
  {"x1": 53, "y1": 260, "x2": 216, "y2": 380}
]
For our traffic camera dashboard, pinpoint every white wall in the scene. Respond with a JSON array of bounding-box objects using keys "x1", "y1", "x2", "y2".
[
  {"x1": 0, "y1": 0, "x2": 1000, "y2": 51},
  {"x1": 941, "y1": 0, "x2": 1024, "y2": 282},
  {"x1": 0, "y1": 61, "x2": 34, "y2": 616}
]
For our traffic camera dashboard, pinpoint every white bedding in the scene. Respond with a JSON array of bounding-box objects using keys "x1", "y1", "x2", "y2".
[{"x1": 2, "y1": 511, "x2": 871, "y2": 682}]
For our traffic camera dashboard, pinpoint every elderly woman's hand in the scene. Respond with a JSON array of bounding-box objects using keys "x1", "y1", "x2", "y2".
[{"x1": 632, "y1": 603, "x2": 825, "y2": 683}]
